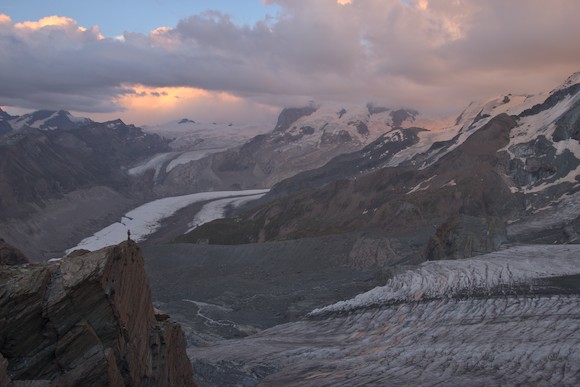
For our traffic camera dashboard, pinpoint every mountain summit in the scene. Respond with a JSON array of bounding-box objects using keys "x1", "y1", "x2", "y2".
[{"x1": 7, "y1": 109, "x2": 92, "y2": 131}]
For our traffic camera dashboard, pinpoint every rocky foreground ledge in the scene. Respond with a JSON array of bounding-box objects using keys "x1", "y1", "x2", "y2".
[{"x1": 0, "y1": 240, "x2": 194, "y2": 387}]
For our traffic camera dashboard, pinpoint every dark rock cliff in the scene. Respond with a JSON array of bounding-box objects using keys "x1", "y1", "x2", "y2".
[
  {"x1": 273, "y1": 106, "x2": 317, "y2": 132},
  {"x1": 0, "y1": 241, "x2": 194, "y2": 387}
]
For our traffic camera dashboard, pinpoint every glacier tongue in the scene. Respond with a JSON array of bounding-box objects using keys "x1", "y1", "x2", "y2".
[
  {"x1": 311, "y1": 244, "x2": 580, "y2": 316},
  {"x1": 191, "y1": 245, "x2": 580, "y2": 386}
]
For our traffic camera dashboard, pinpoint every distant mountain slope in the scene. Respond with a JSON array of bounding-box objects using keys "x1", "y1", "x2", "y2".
[
  {"x1": 182, "y1": 73, "x2": 580, "y2": 259},
  {"x1": 184, "y1": 114, "x2": 518, "y2": 245},
  {"x1": 142, "y1": 118, "x2": 271, "y2": 152},
  {"x1": 157, "y1": 104, "x2": 427, "y2": 196},
  {"x1": 0, "y1": 108, "x2": 14, "y2": 136},
  {"x1": 6, "y1": 109, "x2": 92, "y2": 131},
  {"x1": 268, "y1": 79, "x2": 579, "y2": 200},
  {"x1": 0, "y1": 115, "x2": 171, "y2": 259},
  {"x1": 128, "y1": 119, "x2": 273, "y2": 186},
  {"x1": 0, "y1": 119, "x2": 169, "y2": 217}
]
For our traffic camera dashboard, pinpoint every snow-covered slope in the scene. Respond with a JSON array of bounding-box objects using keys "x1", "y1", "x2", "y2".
[
  {"x1": 151, "y1": 104, "x2": 432, "y2": 195},
  {"x1": 271, "y1": 105, "x2": 431, "y2": 152},
  {"x1": 7, "y1": 109, "x2": 92, "y2": 131},
  {"x1": 127, "y1": 148, "x2": 231, "y2": 180},
  {"x1": 381, "y1": 93, "x2": 546, "y2": 169},
  {"x1": 130, "y1": 119, "x2": 273, "y2": 183},
  {"x1": 306, "y1": 73, "x2": 580, "y2": 201},
  {"x1": 191, "y1": 245, "x2": 580, "y2": 386},
  {"x1": 373, "y1": 73, "x2": 579, "y2": 176},
  {"x1": 142, "y1": 119, "x2": 271, "y2": 151},
  {"x1": 186, "y1": 192, "x2": 268, "y2": 233}
]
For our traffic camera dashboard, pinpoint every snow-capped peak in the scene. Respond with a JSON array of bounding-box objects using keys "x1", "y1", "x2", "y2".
[
  {"x1": 0, "y1": 108, "x2": 11, "y2": 120},
  {"x1": 552, "y1": 71, "x2": 580, "y2": 94},
  {"x1": 8, "y1": 109, "x2": 92, "y2": 131},
  {"x1": 105, "y1": 119, "x2": 125, "y2": 129},
  {"x1": 178, "y1": 118, "x2": 196, "y2": 124}
]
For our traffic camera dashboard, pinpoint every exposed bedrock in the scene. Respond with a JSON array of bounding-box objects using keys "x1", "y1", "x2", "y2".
[{"x1": 0, "y1": 241, "x2": 194, "y2": 387}]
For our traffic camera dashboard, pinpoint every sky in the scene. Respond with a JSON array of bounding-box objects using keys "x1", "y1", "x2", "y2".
[{"x1": 1, "y1": 0, "x2": 579, "y2": 126}]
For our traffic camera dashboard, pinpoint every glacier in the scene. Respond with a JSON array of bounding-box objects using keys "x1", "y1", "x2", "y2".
[
  {"x1": 66, "y1": 189, "x2": 269, "y2": 254},
  {"x1": 191, "y1": 245, "x2": 580, "y2": 386}
]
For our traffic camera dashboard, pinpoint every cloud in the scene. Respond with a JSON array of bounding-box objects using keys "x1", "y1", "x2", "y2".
[
  {"x1": 16, "y1": 15, "x2": 80, "y2": 31},
  {"x1": 88, "y1": 84, "x2": 278, "y2": 125},
  {"x1": 1, "y1": 0, "x2": 580, "y2": 124}
]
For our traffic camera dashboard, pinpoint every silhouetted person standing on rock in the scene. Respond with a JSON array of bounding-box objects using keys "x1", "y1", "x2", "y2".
[{"x1": 127, "y1": 230, "x2": 131, "y2": 241}]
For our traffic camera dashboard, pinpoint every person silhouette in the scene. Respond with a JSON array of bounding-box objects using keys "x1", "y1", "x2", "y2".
[{"x1": 127, "y1": 229, "x2": 131, "y2": 241}]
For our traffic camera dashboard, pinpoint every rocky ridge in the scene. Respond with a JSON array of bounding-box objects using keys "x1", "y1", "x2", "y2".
[{"x1": 0, "y1": 241, "x2": 194, "y2": 386}]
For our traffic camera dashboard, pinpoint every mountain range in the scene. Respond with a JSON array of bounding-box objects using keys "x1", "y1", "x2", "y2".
[
  {"x1": 0, "y1": 101, "x2": 430, "y2": 259},
  {"x1": 183, "y1": 73, "x2": 580, "y2": 250},
  {"x1": 149, "y1": 104, "x2": 429, "y2": 196},
  {"x1": 169, "y1": 72, "x2": 580, "y2": 385},
  {"x1": 1, "y1": 72, "x2": 579, "y2": 386}
]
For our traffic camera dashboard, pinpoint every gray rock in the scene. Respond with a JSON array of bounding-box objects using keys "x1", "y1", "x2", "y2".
[
  {"x1": 425, "y1": 215, "x2": 507, "y2": 261},
  {"x1": 553, "y1": 99, "x2": 580, "y2": 141},
  {"x1": 0, "y1": 241, "x2": 194, "y2": 387},
  {"x1": 273, "y1": 107, "x2": 317, "y2": 132}
]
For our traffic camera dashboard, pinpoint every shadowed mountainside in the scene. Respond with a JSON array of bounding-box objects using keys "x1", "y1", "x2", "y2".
[{"x1": 180, "y1": 114, "x2": 520, "y2": 259}]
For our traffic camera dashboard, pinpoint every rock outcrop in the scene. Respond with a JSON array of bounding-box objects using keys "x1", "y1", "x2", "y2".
[
  {"x1": 425, "y1": 215, "x2": 507, "y2": 261},
  {"x1": 273, "y1": 106, "x2": 317, "y2": 132},
  {"x1": 0, "y1": 241, "x2": 194, "y2": 387}
]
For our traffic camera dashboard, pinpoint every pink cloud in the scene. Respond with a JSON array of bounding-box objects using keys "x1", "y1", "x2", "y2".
[{"x1": 1, "y1": 1, "x2": 579, "y2": 123}]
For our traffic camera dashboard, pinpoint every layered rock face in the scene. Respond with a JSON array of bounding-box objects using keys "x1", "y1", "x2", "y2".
[{"x1": 0, "y1": 241, "x2": 194, "y2": 387}]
